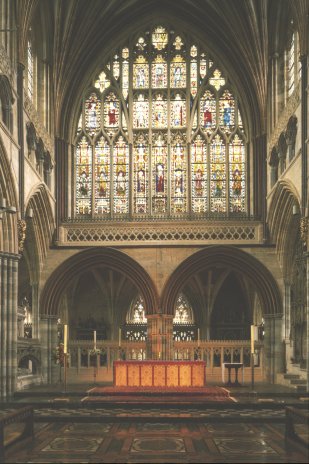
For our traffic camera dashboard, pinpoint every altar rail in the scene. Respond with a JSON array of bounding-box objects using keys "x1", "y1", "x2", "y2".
[{"x1": 67, "y1": 340, "x2": 263, "y2": 369}]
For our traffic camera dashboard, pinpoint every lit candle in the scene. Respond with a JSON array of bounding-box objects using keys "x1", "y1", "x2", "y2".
[
  {"x1": 118, "y1": 328, "x2": 121, "y2": 347},
  {"x1": 63, "y1": 324, "x2": 67, "y2": 354},
  {"x1": 251, "y1": 324, "x2": 255, "y2": 354},
  {"x1": 94, "y1": 330, "x2": 96, "y2": 350}
]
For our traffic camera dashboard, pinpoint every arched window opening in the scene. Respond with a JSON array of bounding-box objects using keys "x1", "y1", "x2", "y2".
[
  {"x1": 74, "y1": 25, "x2": 247, "y2": 219},
  {"x1": 173, "y1": 293, "x2": 196, "y2": 342},
  {"x1": 125, "y1": 296, "x2": 147, "y2": 342},
  {"x1": 285, "y1": 27, "x2": 301, "y2": 103},
  {"x1": 0, "y1": 75, "x2": 14, "y2": 131},
  {"x1": 27, "y1": 33, "x2": 34, "y2": 101}
]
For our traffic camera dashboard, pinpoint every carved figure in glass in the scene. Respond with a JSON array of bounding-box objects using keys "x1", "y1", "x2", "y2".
[{"x1": 156, "y1": 163, "x2": 164, "y2": 192}]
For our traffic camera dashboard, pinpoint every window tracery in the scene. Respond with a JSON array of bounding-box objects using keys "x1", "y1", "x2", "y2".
[{"x1": 75, "y1": 25, "x2": 246, "y2": 218}]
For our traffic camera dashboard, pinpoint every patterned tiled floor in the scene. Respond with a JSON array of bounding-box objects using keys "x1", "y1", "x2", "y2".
[
  {"x1": 4, "y1": 421, "x2": 308, "y2": 463},
  {"x1": 31, "y1": 406, "x2": 287, "y2": 420}
]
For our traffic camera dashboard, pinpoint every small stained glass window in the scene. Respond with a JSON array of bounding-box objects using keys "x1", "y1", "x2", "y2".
[
  {"x1": 209, "y1": 69, "x2": 225, "y2": 90},
  {"x1": 152, "y1": 26, "x2": 168, "y2": 50},
  {"x1": 151, "y1": 55, "x2": 167, "y2": 88},
  {"x1": 85, "y1": 93, "x2": 101, "y2": 136},
  {"x1": 170, "y1": 55, "x2": 186, "y2": 88},
  {"x1": 94, "y1": 71, "x2": 110, "y2": 93}
]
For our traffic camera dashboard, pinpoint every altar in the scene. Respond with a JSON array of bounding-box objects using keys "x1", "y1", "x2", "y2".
[{"x1": 113, "y1": 360, "x2": 206, "y2": 388}]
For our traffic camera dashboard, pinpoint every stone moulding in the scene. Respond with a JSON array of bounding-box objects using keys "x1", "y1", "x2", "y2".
[
  {"x1": 24, "y1": 95, "x2": 54, "y2": 158},
  {"x1": 57, "y1": 221, "x2": 263, "y2": 246}
]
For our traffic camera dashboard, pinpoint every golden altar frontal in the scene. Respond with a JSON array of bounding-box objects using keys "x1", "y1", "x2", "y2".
[{"x1": 113, "y1": 361, "x2": 206, "y2": 388}]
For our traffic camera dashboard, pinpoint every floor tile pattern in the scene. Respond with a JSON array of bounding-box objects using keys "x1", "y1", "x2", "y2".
[{"x1": 5, "y1": 421, "x2": 308, "y2": 463}]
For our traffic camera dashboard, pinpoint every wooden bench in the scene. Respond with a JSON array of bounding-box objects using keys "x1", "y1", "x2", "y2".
[
  {"x1": 285, "y1": 406, "x2": 309, "y2": 452},
  {"x1": 0, "y1": 406, "x2": 34, "y2": 462}
]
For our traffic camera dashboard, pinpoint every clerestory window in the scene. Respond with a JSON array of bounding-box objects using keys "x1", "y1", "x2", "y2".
[{"x1": 75, "y1": 25, "x2": 247, "y2": 218}]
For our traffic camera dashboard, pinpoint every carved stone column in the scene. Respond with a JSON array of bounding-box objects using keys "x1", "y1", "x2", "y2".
[
  {"x1": 263, "y1": 314, "x2": 284, "y2": 383},
  {"x1": 40, "y1": 315, "x2": 59, "y2": 384},
  {"x1": 283, "y1": 282, "x2": 293, "y2": 372},
  {"x1": 0, "y1": 252, "x2": 19, "y2": 401},
  {"x1": 146, "y1": 314, "x2": 174, "y2": 360}
]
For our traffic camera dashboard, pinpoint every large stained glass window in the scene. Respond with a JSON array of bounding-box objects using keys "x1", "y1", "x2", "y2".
[{"x1": 75, "y1": 25, "x2": 247, "y2": 218}]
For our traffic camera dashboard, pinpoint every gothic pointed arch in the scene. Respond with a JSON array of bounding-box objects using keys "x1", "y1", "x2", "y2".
[
  {"x1": 267, "y1": 180, "x2": 301, "y2": 280},
  {"x1": 161, "y1": 246, "x2": 282, "y2": 317},
  {"x1": 40, "y1": 248, "x2": 159, "y2": 317},
  {"x1": 71, "y1": 23, "x2": 248, "y2": 220},
  {"x1": 0, "y1": 136, "x2": 18, "y2": 254},
  {"x1": 24, "y1": 183, "x2": 55, "y2": 273}
]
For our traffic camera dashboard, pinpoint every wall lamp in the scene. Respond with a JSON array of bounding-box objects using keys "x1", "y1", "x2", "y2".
[{"x1": 0, "y1": 198, "x2": 17, "y2": 219}]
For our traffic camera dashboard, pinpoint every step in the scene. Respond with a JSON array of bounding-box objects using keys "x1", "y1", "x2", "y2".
[
  {"x1": 290, "y1": 379, "x2": 307, "y2": 385},
  {"x1": 284, "y1": 374, "x2": 300, "y2": 380},
  {"x1": 296, "y1": 385, "x2": 307, "y2": 393}
]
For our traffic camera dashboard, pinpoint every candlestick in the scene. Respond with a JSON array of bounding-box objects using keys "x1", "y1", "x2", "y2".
[
  {"x1": 63, "y1": 324, "x2": 67, "y2": 354},
  {"x1": 94, "y1": 330, "x2": 96, "y2": 350},
  {"x1": 251, "y1": 324, "x2": 255, "y2": 354},
  {"x1": 118, "y1": 327, "x2": 121, "y2": 347},
  {"x1": 197, "y1": 328, "x2": 200, "y2": 346}
]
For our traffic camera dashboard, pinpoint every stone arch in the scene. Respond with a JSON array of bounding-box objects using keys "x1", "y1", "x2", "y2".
[
  {"x1": 0, "y1": 74, "x2": 14, "y2": 130},
  {"x1": 24, "y1": 183, "x2": 55, "y2": 276},
  {"x1": 161, "y1": 246, "x2": 282, "y2": 317},
  {"x1": 0, "y1": 136, "x2": 18, "y2": 254},
  {"x1": 267, "y1": 180, "x2": 300, "y2": 280},
  {"x1": 40, "y1": 248, "x2": 159, "y2": 318}
]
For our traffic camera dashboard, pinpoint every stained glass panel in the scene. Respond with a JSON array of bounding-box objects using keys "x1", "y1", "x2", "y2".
[
  {"x1": 133, "y1": 56, "x2": 149, "y2": 89},
  {"x1": 190, "y1": 45, "x2": 197, "y2": 58},
  {"x1": 95, "y1": 137, "x2": 110, "y2": 214},
  {"x1": 76, "y1": 136, "x2": 92, "y2": 215},
  {"x1": 190, "y1": 59, "x2": 198, "y2": 97},
  {"x1": 122, "y1": 59, "x2": 129, "y2": 99},
  {"x1": 85, "y1": 93, "x2": 101, "y2": 136},
  {"x1": 136, "y1": 37, "x2": 146, "y2": 52},
  {"x1": 152, "y1": 134, "x2": 168, "y2": 213},
  {"x1": 209, "y1": 69, "x2": 225, "y2": 90},
  {"x1": 151, "y1": 55, "x2": 167, "y2": 88},
  {"x1": 238, "y1": 110, "x2": 243, "y2": 131},
  {"x1": 171, "y1": 94, "x2": 186, "y2": 128},
  {"x1": 229, "y1": 135, "x2": 245, "y2": 212},
  {"x1": 173, "y1": 36, "x2": 184, "y2": 50},
  {"x1": 94, "y1": 71, "x2": 110, "y2": 93},
  {"x1": 113, "y1": 136, "x2": 129, "y2": 213},
  {"x1": 122, "y1": 111, "x2": 128, "y2": 131},
  {"x1": 77, "y1": 113, "x2": 82, "y2": 134},
  {"x1": 103, "y1": 92, "x2": 119, "y2": 134},
  {"x1": 133, "y1": 135, "x2": 149, "y2": 214},
  {"x1": 210, "y1": 135, "x2": 226, "y2": 212},
  {"x1": 191, "y1": 135, "x2": 207, "y2": 212},
  {"x1": 200, "y1": 55, "x2": 207, "y2": 80},
  {"x1": 200, "y1": 90, "x2": 216, "y2": 133},
  {"x1": 174, "y1": 294, "x2": 194, "y2": 324},
  {"x1": 152, "y1": 26, "x2": 168, "y2": 50},
  {"x1": 152, "y1": 93, "x2": 167, "y2": 128},
  {"x1": 133, "y1": 94, "x2": 149, "y2": 128},
  {"x1": 76, "y1": 25, "x2": 247, "y2": 218},
  {"x1": 219, "y1": 90, "x2": 235, "y2": 133},
  {"x1": 170, "y1": 55, "x2": 186, "y2": 88},
  {"x1": 113, "y1": 56, "x2": 120, "y2": 80},
  {"x1": 171, "y1": 136, "x2": 187, "y2": 213}
]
